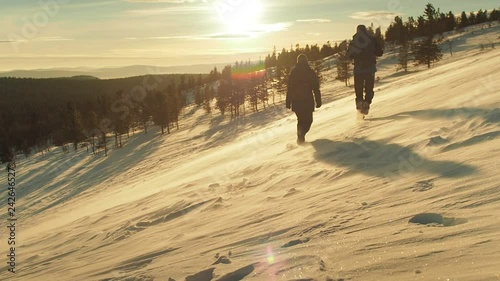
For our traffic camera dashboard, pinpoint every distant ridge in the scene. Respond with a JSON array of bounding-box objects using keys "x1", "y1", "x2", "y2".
[
  {"x1": 67, "y1": 75, "x2": 100, "y2": 80},
  {"x1": 0, "y1": 62, "x2": 230, "y2": 79}
]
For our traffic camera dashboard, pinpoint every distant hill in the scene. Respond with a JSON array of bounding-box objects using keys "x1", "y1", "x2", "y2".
[
  {"x1": 0, "y1": 63, "x2": 230, "y2": 79},
  {"x1": 0, "y1": 73, "x2": 208, "y2": 103},
  {"x1": 67, "y1": 75, "x2": 100, "y2": 80}
]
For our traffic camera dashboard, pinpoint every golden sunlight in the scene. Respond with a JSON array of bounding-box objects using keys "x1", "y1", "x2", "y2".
[{"x1": 216, "y1": 0, "x2": 263, "y2": 34}]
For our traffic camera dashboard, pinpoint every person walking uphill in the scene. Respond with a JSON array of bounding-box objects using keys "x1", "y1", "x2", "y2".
[
  {"x1": 286, "y1": 54, "x2": 322, "y2": 145},
  {"x1": 347, "y1": 24, "x2": 383, "y2": 115}
]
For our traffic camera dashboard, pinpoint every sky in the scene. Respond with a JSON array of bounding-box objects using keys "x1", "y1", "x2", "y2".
[{"x1": 0, "y1": 0, "x2": 498, "y2": 71}]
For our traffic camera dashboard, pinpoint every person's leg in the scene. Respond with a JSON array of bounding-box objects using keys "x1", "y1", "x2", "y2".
[
  {"x1": 295, "y1": 111, "x2": 303, "y2": 138},
  {"x1": 301, "y1": 111, "x2": 313, "y2": 135},
  {"x1": 354, "y1": 74, "x2": 364, "y2": 109},
  {"x1": 295, "y1": 110, "x2": 313, "y2": 143},
  {"x1": 364, "y1": 72, "x2": 375, "y2": 104}
]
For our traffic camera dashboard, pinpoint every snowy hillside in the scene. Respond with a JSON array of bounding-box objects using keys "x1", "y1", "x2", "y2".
[{"x1": 1, "y1": 24, "x2": 499, "y2": 281}]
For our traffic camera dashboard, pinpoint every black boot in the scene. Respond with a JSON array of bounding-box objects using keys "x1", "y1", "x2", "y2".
[
  {"x1": 297, "y1": 128, "x2": 305, "y2": 145},
  {"x1": 356, "y1": 100, "x2": 363, "y2": 112},
  {"x1": 362, "y1": 101, "x2": 370, "y2": 115},
  {"x1": 297, "y1": 134, "x2": 305, "y2": 145}
]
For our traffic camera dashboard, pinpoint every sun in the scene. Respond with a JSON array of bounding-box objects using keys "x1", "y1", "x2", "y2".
[{"x1": 217, "y1": 0, "x2": 263, "y2": 35}]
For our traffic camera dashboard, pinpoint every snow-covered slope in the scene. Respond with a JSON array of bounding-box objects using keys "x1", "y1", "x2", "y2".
[{"x1": 1, "y1": 24, "x2": 499, "y2": 281}]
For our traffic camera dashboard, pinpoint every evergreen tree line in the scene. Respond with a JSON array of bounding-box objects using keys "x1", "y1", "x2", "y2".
[
  {"x1": 0, "y1": 59, "x2": 296, "y2": 162},
  {"x1": 264, "y1": 25, "x2": 385, "y2": 70},
  {"x1": 0, "y1": 61, "x2": 281, "y2": 162},
  {"x1": 0, "y1": 74, "x2": 213, "y2": 162},
  {"x1": 214, "y1": 62, "x2": 269, "y2": 119},
  {"x1": 386, "y1": 4, "x2": 500, "y2": 71},
  {"x1": 386, "y1": 7, "x2": 500, "y2": 42},
  {"x1": 262, "y1": 25, "x2": 385, "y2": 88}
]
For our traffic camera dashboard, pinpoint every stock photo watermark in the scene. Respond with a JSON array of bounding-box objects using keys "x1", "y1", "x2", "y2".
[
  {"x1": 8, "y1": 0, "x2": 71, "y2": 53},
  {"x1": 81, "y1": 67, "x2": 164, "y2": 144},
  {"x1": 6, "y1": 162, "x2": 17, "y2": 274}
]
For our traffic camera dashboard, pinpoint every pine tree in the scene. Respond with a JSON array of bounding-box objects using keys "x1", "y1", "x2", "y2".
[
  {"x1": 446, "y1": 11, "x2": 457, "y2": 31},
  {"x1": 468, "y1": 12, "x2": 477, "y2": 26},
  {"x1": 166, "y1": 81, "x2": 181, "y2": 130},
  {"x1": 336, "y1": 47, "x2": 351, "y2": 86},
  {"x1": 320, "y1": 41, "x2": 335, "y2": 58},
  {"x1": 384, "y1": 16, "x2": 399, "y2": 43},
  {"x1": 275, "y1": 65, "x2": 289, "y2": 103},
  {"x1": 247, "y1": 77, "x2": 259, "y2": 112},
  {"x1": 476, "y1": 9, "x2": 488, "y2": 24},
  {"x1": 0, "y1": 107, "x2": 16, "y2": 162},
  {"x1": 423, "y1": 3, "x2": 439, "y2": 35},
  {"x1": 459, "y1": 11, "x2": 469, "y2": 29},
  {"x1": 407, "y1": 17, "x2": 418, "y2": 38},
  {"x1": 412, "y1": 37, "x2": 443, "y2": 68},
  {"x1": 63, "y1": 102, "x2": 85, "y2": 151},
  {"x1": 216, "y1": 65, "x2": 232, "y2": 115},
  {"x1": 490, "y1": 9, "x2": 500, "y2": 22},
  {"x1": 87, "y1": 111, "x2": 99, "y2": 154},
  {"x1": 398, "y1": 41, "x2": 412, "y2": 72},
  {"x1": 387, "y1": 15, "x2": 412, "y2": 72},
  {"x1": 151, "y1": 92, "x2": 170, "y2": 134},
  {"x1": 258, "y1": 74, "x2": 270, "y2": 109},
  {"x1": 194, "y1": 86, "x2": 204, "y2": 106},
  {"x1": 203, "y1": 86, "x2": 213, "y2": 119},
  {"x1": 374, "y1": 27, "x2": 385, "y2": 50},
  {"x1": 138, "y1": 93, "x2": 153, "y2": 134},
  {"x1": 96, "y1": 95, "x2": 111, "y2": 156},
  {"x1": 410, "y1": 3, "x2": 444, "y2": 68},
  {"x1": 110, "y1": 91, "x2": 130, "y2": 148},
  {"x1": 416, "y1": 16, "x2": 426, "y2": 37}
]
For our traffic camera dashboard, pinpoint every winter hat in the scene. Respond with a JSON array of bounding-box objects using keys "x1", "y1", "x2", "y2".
[
  {"x1": 297, "y1": 53, "x2": 308, "y2": 64},
  {"x1": 357, "y1": 24, "x2": 367, "y2": 32}
]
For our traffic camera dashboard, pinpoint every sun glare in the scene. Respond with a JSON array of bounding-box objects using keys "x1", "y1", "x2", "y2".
[{"x1": 219, "y1": 0, "x2": 263, "y2": 35}]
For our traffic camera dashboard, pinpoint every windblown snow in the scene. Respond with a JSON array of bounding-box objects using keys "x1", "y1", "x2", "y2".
[{"x1": 1, "y1": 24, "x2": 499, "y2": 281}]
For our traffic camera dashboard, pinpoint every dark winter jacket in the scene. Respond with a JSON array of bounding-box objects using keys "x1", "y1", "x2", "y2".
[
  {"x1": 286, "y1": 62, "x2": 321, "y2": 112},
  {"x1": 347, "y1": 30, "x2": 383, "y2": 75}
]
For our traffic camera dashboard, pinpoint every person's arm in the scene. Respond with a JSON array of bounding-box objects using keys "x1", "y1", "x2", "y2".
[
  {"x1": 374, "y1": 38, "x2": 384, "y2": 57},
  {"x1": 347, "y1": 40, "x2": 357, "y2": 60},
  {"x1": 286, "y1": 70, "x2": 293, "y2": 109},
  {"x1": 312, "y1": 71, "x2": 321, "y2": 108}
]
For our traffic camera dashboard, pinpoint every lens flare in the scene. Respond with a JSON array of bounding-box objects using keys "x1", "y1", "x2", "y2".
[
  {"x1": 266, "y1": 245, "x2": 275, "y2": 264},
  {"x1": 231, "y1": 62, "x2": 266, "y2": 80}
]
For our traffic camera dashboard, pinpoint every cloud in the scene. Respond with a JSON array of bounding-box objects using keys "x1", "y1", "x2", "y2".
[
  {"x1": 125, "y1": 33, "x2": 253, "y2": 40},
  {"x1": 206, "y1": 33, "x2": 253, "y2": 39},
  {"x1": 104, "y1": 46, "x2": 269, "y2": 57},
  {"x1": 0, "y1": 37, "x2": 72, "y2": 43},
  {"x1": 125, "y1": 35, "x2": 199, "y2": 40},
  {"x1": 35, "y1": 37, "x2": 74, "y2": 42},
  {"x1": 205, "y1": 22, "x2": 292, "y2": 39},
  {"x1": 296, "y1": 19, "x2": 331, "y2": 23},
  {"x1": 125, "y1": 6, "x2": 209, "y2": 15},
  {"x1": 63, "y1": 1, "x2": 124, "y2": 9},
  {"x1": 350, "y1": 11, "x2": 402, "y2": 20},
  {"x1": 251, "y1": 22, "x2": 292, "y2": 33},
  {"x1": 191, "y1": 47, "x2": 270, "y2": 56},
  {"x1": 124, "y1": 22, "x2": 292, "y2": 41},
  {"x1": 125, "y1": 0, "x2": 200, "y2": 2}
]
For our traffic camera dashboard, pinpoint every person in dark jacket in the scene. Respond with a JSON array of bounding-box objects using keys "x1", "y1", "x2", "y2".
[
  {"x1": 347, "y1": 24, "x2": 383, "y2": 114},
  {"x1": 286, "y1": 54, "x2": 322, "y2": 144}
]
